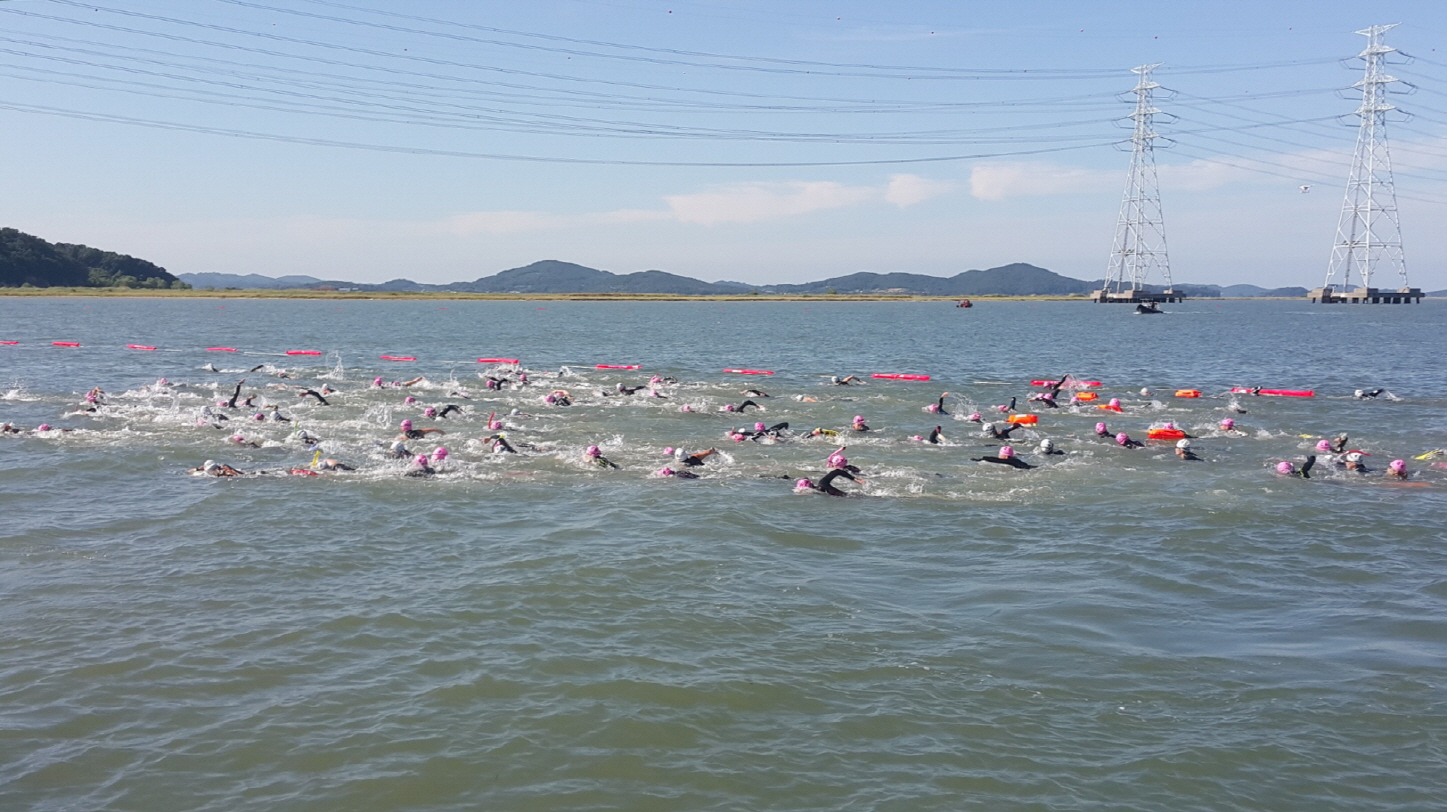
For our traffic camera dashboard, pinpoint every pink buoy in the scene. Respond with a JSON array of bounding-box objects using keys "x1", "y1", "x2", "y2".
[
  {"x1": 596, "y1": 364, "x2": 641, "y2": 370},
  {"x1": 1, "y1": 340, "x2": 17, "y2": 345},
  {"x1": 477, "y1": 358, "x2": 520, "y2": 364},
  {"x1": 380, "y1": 355, "x2": 416, "y2": 361},
  {"x1": 723, "y1": 369, "x2": 774, "y2": 375},
  {"x1": 52, "y1": 341, "x2": 80, "y2": 347},
  {"x1": 872, "y1": 373, "x2": 931, "y2": 381},
  {"x1": 286, "y1": 350, "x2": 323, "y2": 356},
  {"x1": 127, "y1": 344, "x2": 157, "y2": 351},
  {"x1": 206, "y1": 347, "x2": 238, "y2": 352}
]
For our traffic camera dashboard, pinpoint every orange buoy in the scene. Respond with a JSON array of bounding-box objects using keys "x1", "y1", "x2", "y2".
[
  {"x1": 1175, "y1": 389, "x2": 1201, "y2": 398},
  {"x1": 1147, "y1": 428, "x2": 1187, "y2": 440},
  {"x1": 1074, "y1": 392, "x2": 1098, "y2": 402},
  {"x1": 1098, "y1": 403, "x2": 1123, "y2": 413},
  {"x1": 1007, "y1": 414, "x2": 1038, "y2": 424}
]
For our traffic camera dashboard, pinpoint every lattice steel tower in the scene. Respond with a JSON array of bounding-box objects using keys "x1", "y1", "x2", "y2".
[
  {"x1": 1103, "y1": 63, "x2": 1174, "y2": 296},
  {"x1": 1324, "y1": 24, "x2": 1408, "y2": 292}
]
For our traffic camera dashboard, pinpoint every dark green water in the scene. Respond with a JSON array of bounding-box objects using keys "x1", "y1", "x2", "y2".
[{"x1": 2, "y1": 298, "x2": 1445, "y2": 811}]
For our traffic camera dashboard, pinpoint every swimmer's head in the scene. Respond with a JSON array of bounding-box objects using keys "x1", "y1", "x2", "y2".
[
  {"x1": 1176, "y1": 439, "x2": 1191, "y2": 449},
  {"x1": 1108, "y1": 398, "x2": 1121, "y2": 407},
  {"x1": 423, "y1": 407, "x2": 436, "y2": 417},
  {"x1": 830, "y1": 376, "x2": 840, "y2": 384},
  {"x1": 795, "y1": 478, "x2": 814, "y2": 490},
  {"x1": 911, "y1": 435, "x2": 924, "y2": 441},
  {"x1": 229, "y1": 435, "x2": 245, "y2": 443},
  {"x1": 1115, "y1": 432, "x2": 1130, "y2": 446},
  {"x1": 585, "y1": 445, "x2": 601, "y2": 457},
  {"x1": 400, "y1": 419, "x2": 413, "y2": 431},
  {"x1": 404, "y1": 396, "x2": 417, "y2": 404},
  {"x1": 1276, "y1": 461, "x2": 1295, "y2": 475},
  {"x1": 1354, "y1": 389, "x2": 1364, "y2": 398},
  {"x1": 252, "y1": 412, "x2": 265, "y2": 421},
  {"x1": 927, "y1": 403, "x2": 939, "y2": 413},
  {"x1": 509, "y1": 409, "x2": 521, "y2": 416},
  {"x1": 203, "y1": 460, "x2": 217, "y2": 471},
  {"x1": 1220, "y1": 418, "x2": 1235, "y2": 429},
  {"x1": 1345, "y1": 451, "x2": 1364, "y2": 462},
  {"x1": 488, "y1": 420, "x2": 502, "y2": 431},
  {"x1": 658, "y1": 466, "x2": 675, "y2": 477},
  {"x1": 37, "y1": 423, "x2": 51, "y2": 432},
  {"x1": 731, "y1": 433, "x2": 746, "y2": 442},
  {"x1": 390, "y1": 440, "x2": 407, "y2": 453},
  {"x1": 1140, "y1": 388, "x2": 1151, "y2": 397},
  {"x1": 853, "y1": 415, "x2": 864, "y2": 423},
  {"x1": 433, "y1": 447, "x2": 448, "y2": 461},
  {"x1": 650, "y1": 375, "x2": 661, "y2": 384},
  {"x1": 414, "y1": 454, "x2": 430, "y2": 467},
  {"x1": 1389, "y1": 459, "x2": 1406, "y2": 472},
  {"x1": 723, "y1": 404, "x2": 735, "y2": 412},
  {"x1": 999, "y1": 446, "x2": 1015, "y2": 458},
  {"x1": 1095, "y1": 422, "x2": 1108, "y2": 433},
  {"x1": 755, "y1": 422, "x2": 766, "y2": 432},
  {"x1": 681, "y1": 405, "x2": 693, "y2": 412},
  {"x1": 663, "y1": 447, "x2": 674, "y2": 456},
  {"x1": 1039, "y1": 439, "x2": 1054, "y2": 452},
  {"x1": 373, "y1": 377, "x2": 383, "y2": 386},
  {"x1": 544, "y1": 394, "x2": 556, "y2": 404},
  {"x1": 968, "y1": 412, "x2": 982, "y2": 422},
  {"x1": 1163, "y1": 421, "x2": 1176, "y2": 430},
  {"x1": 1315, "y1": 439, "x2": 1331, "y2": 452}
]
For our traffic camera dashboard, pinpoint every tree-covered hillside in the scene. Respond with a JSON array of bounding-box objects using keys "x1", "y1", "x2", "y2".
[{"x1": 0, "y1": 228, "x2": 186, "y2": 288}]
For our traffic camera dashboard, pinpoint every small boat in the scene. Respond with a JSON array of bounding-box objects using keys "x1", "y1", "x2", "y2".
[
  {"x1": 956, "y1": 299, "x2": 973, "y2": 308},
  {"x1": 1135, "y1": 303, "x2": 1162, "y2": 314}
]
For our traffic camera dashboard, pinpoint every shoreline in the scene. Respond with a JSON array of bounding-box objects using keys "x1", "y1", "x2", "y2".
[{"x1": 0, "y1": 288, "x2": 1349, "y2": 302}]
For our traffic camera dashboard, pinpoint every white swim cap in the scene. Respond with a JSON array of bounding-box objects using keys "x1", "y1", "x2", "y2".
[
  {"x1": 1039, "y1": 439, "x2": 1054, "y2": 451},
  {"x1": 1176, "y1": 439, "x2": 1191, "y2": 449},
  {"x1": 203, "y1": 460, "x2": 217, "y2": 471},
  {"x1": 1346, "y1": 451, "x2": 1363, "y2": 462}
]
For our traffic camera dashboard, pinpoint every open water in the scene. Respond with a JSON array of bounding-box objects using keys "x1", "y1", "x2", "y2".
[{"x1": 2, "y1": 297, "x2": 1446, "y2": 811}]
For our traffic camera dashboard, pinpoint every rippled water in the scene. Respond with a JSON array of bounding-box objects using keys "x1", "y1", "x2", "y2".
[{"x1": 3, "y1": 297, "x2": 1446, "y2": 811}]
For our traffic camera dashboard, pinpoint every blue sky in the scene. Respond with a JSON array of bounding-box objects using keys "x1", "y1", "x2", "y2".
[{"x1": 2, "y1": 0, "x2": 1445, "y2": 289}]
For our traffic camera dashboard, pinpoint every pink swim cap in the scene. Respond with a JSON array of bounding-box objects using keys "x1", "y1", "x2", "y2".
[
  {"x1": 911, "y1": 435, "x2": 923, "y2": 441},
  {"x1": 827, "y1": 454, "x2": 846, "y2": 469},
  {"x1": 659, "y1": 466, "x2": 675, "y2": 476},
  {"x1": 968, "y1": 412, "x2": 982, "y2": 421},
  {"x1": 1115, "y1": 432, "x2": 1129, "y2": 445},
  {"x1": 1315, "y1": 439, "x2": 1331, "y2": 451},
  {"x1": 400, "y1": 419, "x2": 413, "y2": 430},
  {"x1": 423, "y1": 407, "x2": 437, "y2": 417},
  {"x1": 1096, "y1": 422, "x2": 1107, "y2": 432},
  {"x1": 731, "y1": 432, "x2": 746, "y2": 442},
  {"x1": 253, "y1": 412, "x2": 266, "y2": 421},
  {"x1": 650, "y1": 375, "x2": 661, "y2": 383},
  {"x1": 724, "y1": 404, "x2": 736, "y2": 412},
  {"x1": 37, "y1": 423, "x2": 50, "y2": 431},
  {"x1": 414, "y1": 454, "x2": 430, "y2": 467},
  {"x1": 433, "y1": 447, "x2": 448, "y2": 460},
  {"x1": 1109, "y1": 398, "x2": 1121, "y2": 407},
  {"x1": 1276, "y1": 461, "x2": 1294, "y2": 474},
  {"x1": 681, "y1": 405, "x2": 693, "y2": 412},
  {"x1": 1221, "y1": 418, "x2": 1235, "y2": 429},
  {"x1": 853, "y1": 415, "x2": 864, "y2": 423},
  {"x1": 404, "y1": 396, "x2": 416, "y2": 404},
  {"x1": 795, "y1": 478, "x2": 813, "y2": 489},
  {"x1": 927, "y1": 404, "x2": 939, "y2": 412},
  {"x1": 586, "y1": 445, "x2": 601, "y2": 457},
  {"x1": 755, "y1": 422, "x2": 766, "y2": 431},
  {"x1": 1000, "y1": 446, "x2": 1015, "y2": 458},
  {"x1": 1389, "y1": 459, "x2": 1406, "y2": 471},
  {"x1": 1163, "y1": 421, "x2": 1175, "y2": 430},
  {"x1": 85, "y1": 392, "x2": 96, "y2": 403},
  {"x1": 373, "y1": 377, "x2": 383, "y2": 386},
  {"x1": 488, "y1": 420, "x2": 502, "y2": 430},
  {"x1": 216, "y1": 400, "x2": 227, "y2": 407},
  {"x1": 230, "y1": 435, "x2": 244, "y2": 443},
  {"x1": 544, "y1": 394, "x2": 556, "y2": 403},
  {"x1": 663, "y1": 447, "x2": 674, "y2": 455}
]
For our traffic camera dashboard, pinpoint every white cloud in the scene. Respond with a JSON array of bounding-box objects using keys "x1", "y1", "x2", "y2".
[
  {"x1": 969, "y1": 161, "x2": 1116, "y2": 200},
  {"x1": 663, "y1": 181, "x2": 876, "y2": 225},
  {"x1": 884, "y1": 173, "x2": 956, "y2": 207}
]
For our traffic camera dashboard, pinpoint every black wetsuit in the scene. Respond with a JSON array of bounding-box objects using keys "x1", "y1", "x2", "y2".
[
  {"x1": 1358, "y1": 389, "x2": 1385, "y2": 399},
  {"x1": 816, "y1": 469, "x2": 858, "y2": 496},
  {"x1": 973, "y1": 455, "x2": 1034, "y2": 469},
  {"x1": 438, "y1": 404, "x2": 464, "y2": 418},
  {"x1": 682, "y1": 452, "x2": 711, "y2": 467},
  {"x1": 1294, "y1": 455, "x2": 1318, "y2": 479},
  {"x1": 226, "y1": 380, "x2": 245, "y2": 409},
  {"x1": 934, "y1": 396, "x2": 949, "y2": 415},
  {"x1": 927, "y1": 426, "x2": 944, "y2": 444},
  {"x1": 1330, "y1": 436, "x2": 1348, "y2": 453},
  {"x1": 591, "y1": 456, "x2": 621, "y2": 470},
  {"x1": 617, "y1": 385, "x2": 645, "y2": 395},
  {"x1": 742, "y1": 389, "x2": 768, "y2": 397},
  {"x1": 1178, "y1": 450, "x2": 1202, "y2": 461},
  {"x1": 402, "y1": 429, "x2": 429, "y2": 440},
  {"x1": 751, "y1": 422, "x2": 790, "y2": 441},
  {"x1": 985, "y1": 423, "x2": 1023, "y2": 440},
  {"x1": 491, "y1": 436, "x2": 517, "y2": 454},
  {"x1": 737, "y1": 399, "x2": 760, "y2": 413},
  {"x1": 300, "y1": 389, "x2": 329, "y2": 405},
  {"x1": 405, "y1": 463, "x2": 435, "y2": 478},
  {"x1": 1001, "y1": 397, "x2": 1017, "y2": 413},
  {"x1": 667, "y1": 468, "x2": 700, "y2": 479}
]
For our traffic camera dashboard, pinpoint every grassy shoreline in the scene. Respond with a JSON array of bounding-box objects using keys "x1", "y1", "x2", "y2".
[{"x1": 0, "y1": 287, "x2": 1332, "y2": 302}]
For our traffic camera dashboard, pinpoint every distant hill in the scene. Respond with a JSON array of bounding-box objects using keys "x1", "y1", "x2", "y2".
[
  {"x1": 757, "y1": 263, "x2": 1095, "y2": 296},
  {"x1": 0, "y1": 228, "x2": 184, "y2": 288},
  {"x1": 1219, "y1": 284, "x2": 1311, "y2": 297}
]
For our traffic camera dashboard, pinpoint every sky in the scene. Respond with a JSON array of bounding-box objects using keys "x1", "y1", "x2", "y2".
[{"x1": 1, "y1": 0, "x2": 1446, "y2": 290}]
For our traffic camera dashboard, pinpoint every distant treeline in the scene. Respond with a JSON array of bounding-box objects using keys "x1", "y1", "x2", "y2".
[{"x1": 0, "y1": 228, "x2": 186, "y2": 289}]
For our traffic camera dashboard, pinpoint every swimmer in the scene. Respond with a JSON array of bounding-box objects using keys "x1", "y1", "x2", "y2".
[
  {"x1": 1028, "y1": 391, "x2": 1058, "y2": 409},
  {"x1": 966, "y1": 412, "x2": 983, "y2": 423},
  {"x1": 372, "y1": 377, "x2": 385, "y2": 388},
  {"x1": 1219, "y1": 418, "x2": 1243, "y2": 434},
  {"x1": 1386, "y1": 459, "x2": 1409, "y2": 479},
  {"x1": 544, "y1": 390, "x2": 572, "y2": 406},
  {"x1": 995, "y1": 396, "x2": 1017, "y2": 413},
  {"x1": 738, "y1": 399, "x2": 762, "y2": 413},
  {"x1": 190, "y1": 459, "x2": 244, "y2": 477},
  {"x1": 926, "y1": 393, "x2": 950, "y2": 415},
  {"x1": 0, "y1": 423, "x2": 20, "y2": 434},
  {"x1": 292, "y1": 429, "x2": 320, "y2": 446},
  {"x1": 268, "y1": 407, "x2": 291, "y2": 423},
  {"x1": 741, "y1": 389, "x2": 769, "y2": 398},
  {"x1": 248, "y1": 364, "x2": 266, "y2": 373},
  {"x1": 656, "y1": 466, "x2": 700, "y2": 479},
  {"x1": 681, "y1": 448, "x2": 717, "y2": 467},
  {"x1": 1115, "y1": 432, "x2": 1144, "y2": 449},
  {"x1": 851, "y1": 415, "x2": 870, "y2": 432},
  {"x1": 809, "y1": 427, "x2": 839, "y2": 439},
  {"x1": 927, "y1": 425, "x2": 945, "y2": 445},
  {"x1": 242, "y1": 395, "x2": 258, "y2": 408},
  {"x1": 1341, "y1": 451, "x2": 1371, "y2": 473},
  {"x1": 1157, "y1": 421, "x2": 1194, "y2": 438},
  {"x1": 615, "y1": 383, "x2": 645, "y2": 395},
  {"x1": 387, "y1": 440, "x2": 411, "y2": 458},
  {"x1": 792, "y1": 395, "x2": 819, "y2": 403},
  {"x1": 228, "y1": 434, "x2": 262, "y2": 449},
  {"x1": 1094, "y1": 422, "x2": 1110, "y2": 438},
  {"x1": 400, "y1": 376, "x2": 428, "y2": 387},
  {"x1": 830, "y1": 375, "x2": 858, "y2": 385},
  {"x1": 1330, "y1": 433, "x2": 1349, "y2": 453},
  {"x1": 1354, "y1": 388, "x2": 1386, "y2": 399},
  {"x1": 225, "y1": 379, "x2": 245, "y2": 409},
  {"x1": 298, "y1": 388, "x2": 330, "y2": 405},
  {"x1": 203, "y1": 363, "x2": 221, "y2": 373},
  {"x1": 971, "y1": 446, "x2": 1034, "y2": 469},
  {"x1": 485, "y1": 434, "x2": 517, "y2": 454},
  {"x1": 437, "y1": 404, "x2": 464, "y2": 418},
  {"x1": 1140, "y1": 388, "x2": 1152, "y2": 397},
  {"x1": 983, "y1": 422, "x2": 1023, "y2": 441},
  {"x1": 1038, "y1": 438, "x2": 1064, "y2": 456},
  {"x1": 795, "y1": 469, "x2": 862, "y2": 496},
  {"x1": 317, "y1": 458, "x2": 355, "y2": 471},
  {"x1": 1174, "y1": 439, "x2": 1201, "y2": 461},
  {"x1": 585, "y1": 445, "x2": 620, "y2": 469},
  {"x1": 397, "y1": 419, "x2": 445, "y2": 440},
  {"x1": 404, "y1": 454, "x2": 435, "y2": 477},
  {"x1": 825, "y1": 447, "x2": 861, "y2": 474},
  {"x1": 1276, "y1": 455, "x2": 1317, "y2": 479}
]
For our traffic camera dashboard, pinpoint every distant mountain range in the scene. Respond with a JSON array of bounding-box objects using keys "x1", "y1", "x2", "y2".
[{"x1": 178, "y1": 260, "x2": 1320, "y2": 298}]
